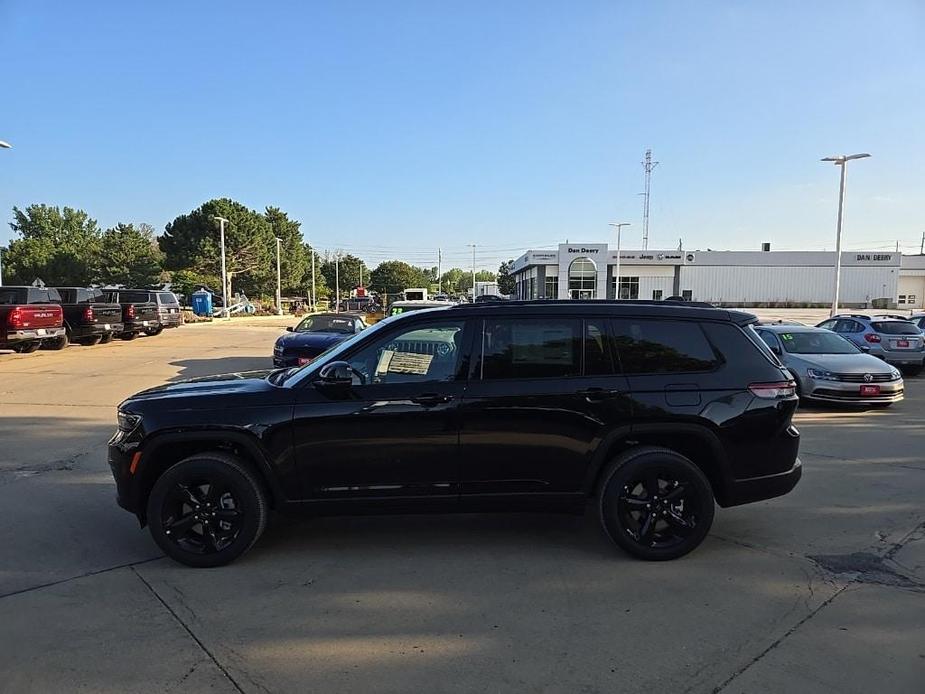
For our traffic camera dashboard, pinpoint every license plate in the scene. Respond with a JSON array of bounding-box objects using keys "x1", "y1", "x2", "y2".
[
  {"x1": 897, "y1": 340, "x2": 909, "y2": 348},
  {"x1": 37, "y1": 328, "x2": 46, "y2": 336},
  {"x1": 860, "y1": 385, "x2": 881, "y2": 395},
  {"x1": 142, "y1": 321, "x2": 150, "y2": 326}
]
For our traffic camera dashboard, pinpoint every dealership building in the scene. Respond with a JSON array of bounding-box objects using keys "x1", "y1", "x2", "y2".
[{"x1": 511, "y1": 243, "x2": 925, "y2": 309}]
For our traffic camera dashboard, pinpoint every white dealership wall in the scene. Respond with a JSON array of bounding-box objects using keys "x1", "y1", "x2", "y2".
[{"x1": 511, "y1": 245, "x2": 908, "y2": 306}]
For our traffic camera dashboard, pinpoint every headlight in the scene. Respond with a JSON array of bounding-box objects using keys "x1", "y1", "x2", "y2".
[
  {"x1": 117, "y1": 410, "x2": 142, "y2": 433},
  {"x1": 807, "y1": 368, "x2": 838, "y2": 381},
  {"x1": 890, "y1": 368, "x2": 902, "y2": 380}
]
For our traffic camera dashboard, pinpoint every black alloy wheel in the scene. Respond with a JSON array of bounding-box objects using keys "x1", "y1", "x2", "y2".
[
  {"x1": 147, "y1": 453, "x2": 267, "y2": 568},
  {"x1": 145, "y1": 326, "x2": 164, "y2": 336},
  {"x1": 121, "y1": 331, "x2": 138, "y2": 340},
  {"x1": 80, "y1": 335, "x2": 102, "y2": 346},
  {"x1": 599, "y1": 447, "x2": 714, "y2": 560},
  {"x1": 99, "y1": 332, "x2": 114, "y2": 344}
]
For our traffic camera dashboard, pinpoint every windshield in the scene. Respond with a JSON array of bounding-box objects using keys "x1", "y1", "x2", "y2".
[
  {"x1": 275, "y1": 314, "x2": 404, "y2": 385},
  {"x1": 780, "y1": 331, "x2": 859, "y2": 354},
  {"x1": 871, "y1": 321, "x2": 920, "y2": 336},
  {"x1": 295, "y1": 315, "x2": 356, "y2": 333}
]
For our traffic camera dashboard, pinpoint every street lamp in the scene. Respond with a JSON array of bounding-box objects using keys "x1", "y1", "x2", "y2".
[
  {"x1": 608, "y1": 222, "x2": 631, "y2": 299},
  {"x1": 275, "y1": 237, "x2": 283, "y2": 316},
  {"x1": 821, "y1": 153, "x2": 871, "y2": 316},
  {"x1": 468, "y1": 244, "x2": 476, "y2": 300},
  {"x1": 214, "y1": 216, "x2": 230, "y2": 319}
]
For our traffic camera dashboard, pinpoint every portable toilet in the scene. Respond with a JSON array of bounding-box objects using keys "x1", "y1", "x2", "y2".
[{"x1": 191, "y1": 290, "x2": 213, "y2": 317}]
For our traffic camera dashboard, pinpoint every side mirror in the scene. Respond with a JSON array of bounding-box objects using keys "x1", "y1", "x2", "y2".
[
  {"x1": 286, "y1": 326, "x2": 293, "y2": 332},
  {"x1": 859, "y1": 344, "x2": 871, "y2": 353},
  {"x1": 316, "y1": 360, "x2": 354, "y2": 387},
  {"x1": 770, "y1": 344, "x2": 782, "y2": 356}
]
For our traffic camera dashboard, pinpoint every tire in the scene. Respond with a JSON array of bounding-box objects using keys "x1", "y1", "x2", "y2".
[
  {"x1": 146, "y1": 452, "x2": 268, "y2": 568},
  {"x1": 80, "y1": 335, "x2": 102, "y2": 346},
  {"x1": 598, "y1": 446, "x2": 715, "y2": 561},
  {"x1": 145, "y1": 326, "x2": 164, "y2": 336},
  {"x1": 121, "y1": 331, "x2": 138, "y2": 340},
  {"x1": 42, "y1": 335, "x2": 69, "y2": 350},
  {"x1": 99, "y1": 333, "x2": 114, "y2": 344},
  {"x1": 12, "y1": 341, "x2": 41, "y2": 354}
]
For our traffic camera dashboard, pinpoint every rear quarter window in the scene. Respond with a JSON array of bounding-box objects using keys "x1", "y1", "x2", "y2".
[
  {"x1": 612, "y1": 319, "x2": 719, "y2": 374},
  {"x1": 120, "y1": 291, "x2": 151, "y2": 303}
]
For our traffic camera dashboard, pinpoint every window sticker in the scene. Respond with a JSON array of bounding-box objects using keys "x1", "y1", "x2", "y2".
[
  {"x1": 780, "y1": 333, "x2": 793, "y2": 341},
  {"x1": 375, "y1": 349, "x2": 433, "y2": 376}
]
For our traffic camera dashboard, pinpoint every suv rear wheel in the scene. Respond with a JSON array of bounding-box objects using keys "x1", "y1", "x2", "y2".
[
  {"x1": 147, "y1": 452, "x2": 268, "y2": 568},
  {"x1": 598, "y1": 446, "x2": 715, "y2": 561}
]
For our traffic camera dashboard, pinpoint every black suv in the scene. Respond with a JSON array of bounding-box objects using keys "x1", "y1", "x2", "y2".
[{"x1": 109, "y1": 301, "x2": 801, "y2": 567}]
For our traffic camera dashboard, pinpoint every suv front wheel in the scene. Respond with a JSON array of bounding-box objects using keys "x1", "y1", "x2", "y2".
[
  {"x1": 598, "y1": 447, "x2": 715, "y2": 561},
  {"x1": 147, "y1": 452, "x2": 268, "y2": 568}
]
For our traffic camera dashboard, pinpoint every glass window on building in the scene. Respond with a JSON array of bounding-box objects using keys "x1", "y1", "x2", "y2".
[
  {"x1": 544, "y1": 275, "x2": 558, "y2": 299},
  {"x1": 610, "y1": 276, "x2": 640, "y2": 300},
  {"x1": 568, "y1": 257, "x2": 597, "y2": 299},
  {"x1": 527, "y1": 276, "x2": 536, "y2": 299},
  {"x1": 652, "y1": 289, "x2": 663, "y2": 301}
]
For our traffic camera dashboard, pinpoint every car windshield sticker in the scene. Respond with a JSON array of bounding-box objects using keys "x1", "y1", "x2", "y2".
[
  {"x1": 375, "y1": 349, "x2": 434, "y2": 376},
  {"x1": 780, "y1": 333, "x2": 793, "y2": 341}
]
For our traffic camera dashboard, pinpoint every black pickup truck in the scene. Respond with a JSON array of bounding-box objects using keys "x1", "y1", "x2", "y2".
[
  {"x1": 103, "y1": 289, "x2": 160, "y2": 340},
  {"x1": 53, "y1": 287, "x2": 125, "y2": 345},
  {"x1": 0, "y1": 286, "x2": 66, "y2": 352}
]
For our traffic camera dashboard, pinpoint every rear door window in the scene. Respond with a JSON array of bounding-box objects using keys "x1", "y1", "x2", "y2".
[
  {"x1": 612, "y1": 319, "x2": 719, "y2": 374},
  {"x1": 157, "y1": 292, "x2": 179, "y2": 306},
  {"x1": 481, "y1": 318, "x2": 581, "y2": 379}
]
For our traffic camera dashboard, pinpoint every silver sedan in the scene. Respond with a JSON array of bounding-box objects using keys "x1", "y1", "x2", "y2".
[{"x1": 755, "y1": 325, "x2": 903, "y2": 405}]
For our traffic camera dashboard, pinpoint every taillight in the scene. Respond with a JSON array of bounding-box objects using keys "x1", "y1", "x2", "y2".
[
  {"x1": 7, "y1": 306, "x2": 24, "y2": 329},
  {"x1": 864, "y1": 333, "x2": 881, "y2": 343},
  {"x1": 126, "y1": 304, "x2": 136, "y2": 319},
  {"x1": 83, "y1": 306, "x2": 94, "y2": 322},
  {"x1": 297, "y1": 356, "x2": 314, "y2": 366},
  {"x1": 748, "y1": 381, "x2": 797, "y2": 399}
]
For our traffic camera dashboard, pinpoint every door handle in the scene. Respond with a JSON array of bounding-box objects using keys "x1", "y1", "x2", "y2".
[
  {"x1": 576, "y1": 387, "x2": 621, "y2": 401},
  {"x1": 411, "y1": 393, "x2": 454, "y2": 406}
]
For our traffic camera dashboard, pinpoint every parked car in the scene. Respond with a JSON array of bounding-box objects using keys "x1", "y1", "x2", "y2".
[
  {"x1": 816, "y1": 314, "x2": 924, "y2": 374},
  {"x1": 53, "y1": 287, "x2": 124, "y2": 345},
  {"x1": 103, "y1": 289, "x2": 160, "y2": 340},
  {"x1": 273, "y1": 313, "x2": 366, "y2": 367},
  {"x1": 112, "y1": 290, "x2": 182, "y2": 334},
  {"x1": 0, "y1": 286, "x2": 66, "y2": 353},
  {"x1": 755, "y1": 325, "x2": 903, "y2": 405},
  {"x1": 907, "y1": 313, "x2": 925, "y2": 334},
  {"x1": 110, "y1": 299, "x2": 801, "y2": 568}
]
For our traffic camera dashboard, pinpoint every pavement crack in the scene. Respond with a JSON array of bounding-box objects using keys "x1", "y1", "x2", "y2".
[
  {"x1": 0, "y1": 555, "x2": 163, "y2": 600},
  {"x1": 131, "y1": 566, "x2": 246, "y2": 694},
  {"x1": 711, "y1": 583, "x2": 851, "y2": 694}
]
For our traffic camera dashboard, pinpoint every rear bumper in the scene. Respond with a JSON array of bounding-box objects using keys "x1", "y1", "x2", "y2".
[
  {"x1": 123, "y1": 319, "x2": 158, "y2": 332},
  {"x1": 722, "y1": 458, "x2": 802, "y2": 507},
  {"x1": 1, "y1": 326, "x2": 66, "y2": 344},
  {"x1": 874, "y1": 349, "x2": 924, "y2": 366},
  {"x1": 157, "y1": 313, "x2": 183, "y2": 327},
  {"x1": 70, "y1": 322, "x2": 124, "y2": 338}
]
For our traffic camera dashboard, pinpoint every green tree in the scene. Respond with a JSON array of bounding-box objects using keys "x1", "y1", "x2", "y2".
[
  {"x1": 458, "y1": 269, "x2": 496, "y2": 293},
  {"x1": 97, "y1": 223, "x2": 164, "y2": 287},
  {"x1": 369, "y1": 260, "x2": 429, "y2": 296},
  {"x1": 159, "y1": 198, "x2": 275, "y2": 298},
  {"x1": 439, "y1": 267, "x2": 466, "y2": 294},
  {"x1": 497, "y1": 259, "x2": 515, "y2": 295},
  {"x1": 264, "y1": 206, "x2": 309, "y2": 295},
  {"x1": 320, "y1": 253, "x2": 369, "y2": 297},
  {"x1": 4, "y1": 204, "x2": 102, "y2": 285}
]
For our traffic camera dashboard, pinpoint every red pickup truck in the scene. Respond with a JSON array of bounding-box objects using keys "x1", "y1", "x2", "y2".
[{"x1": 0, "y1": 286, "x2": 66, "y2": 353}]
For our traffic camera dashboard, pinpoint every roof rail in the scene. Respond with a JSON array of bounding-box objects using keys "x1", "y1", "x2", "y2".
[
  {"x1": 832, "y1": 313, "x2": 871, "y2": 320},
  {"x1": 455, "y1": 299, "x2": 717, "y2": 309}
]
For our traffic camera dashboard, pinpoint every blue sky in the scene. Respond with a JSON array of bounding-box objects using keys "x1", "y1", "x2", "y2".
[{"x1": 1, "y1": 1, "x2": 923, "y2": 270}]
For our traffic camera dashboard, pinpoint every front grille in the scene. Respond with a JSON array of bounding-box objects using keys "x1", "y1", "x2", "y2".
[{"x1": 835, "y1": 373, "x2": 896, "y2": 383}]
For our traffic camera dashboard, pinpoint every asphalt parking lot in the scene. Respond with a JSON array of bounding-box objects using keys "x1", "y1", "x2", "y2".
[{"x1": 1, "y1": 316, "x2": 923, "y2": 693}]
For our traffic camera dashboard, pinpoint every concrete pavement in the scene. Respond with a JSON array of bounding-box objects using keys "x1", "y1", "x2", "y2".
[{"x1": 0, "y1": 320, "x2": 922, "y2": 693}]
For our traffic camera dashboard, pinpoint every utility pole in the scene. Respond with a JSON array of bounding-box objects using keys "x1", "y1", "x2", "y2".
[
  {"x1": 214, "y1": 216, "x2": 230, "y2": 319},
  {"x1": 334, "y1": 252, "x2": 340, "y2": 312},
  {"x1": 309, "y1": 239, "x2": 316, "y2": 312},
  {"x1": 468, "y1": 244, "x2": 476, "y2": 300},
  {"x1": 608, "y1": 222, "x2": 631, "y2": 299},
  {"x1": 641, "y1": 148, "x2": 659, "y2": 250},
  {"x1": 437, "y1": 248, "x2": 442, "y2": 294},
  {"x1": 275, "y1": 237, "x2": 283, "y2": 316},
  {"x1": 920, "y1": 231, "x2": 924, "y2": 255}
]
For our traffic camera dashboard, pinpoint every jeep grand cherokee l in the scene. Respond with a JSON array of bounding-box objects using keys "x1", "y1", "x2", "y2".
[{"x1": 109, "y1": 300, "x2": 801, "y2": 567}]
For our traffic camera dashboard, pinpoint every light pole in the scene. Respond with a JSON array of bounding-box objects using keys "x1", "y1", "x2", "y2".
[
  {"x1": 468, "y1": 244, "x2": 476, "y2": 300},
  {"x1": 213, "y1": 216, "x2": 230, "y2": 319},
  {"x1": 608, "y1": 222, "x2": 631, "y2": 299},
  {"x1": 275, "y1": 237, "x2": 283, "y2": 316},
  {"x1": 334, "y1": 252, "x2": 341, "y2": 312},
  {"x1": 821, "y1": 153, "x2": 871, "y2": 316}
]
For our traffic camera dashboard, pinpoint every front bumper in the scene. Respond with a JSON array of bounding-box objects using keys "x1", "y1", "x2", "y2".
[
  {"x1": 2, "y1": 326, "x2": 66, "y2": 344},
  {"x1": 108, "y1": 432, "x2": 139, "y2": 514},
  {"x1": 804, "y1": 379, "x2": 904, "y2": 404}
]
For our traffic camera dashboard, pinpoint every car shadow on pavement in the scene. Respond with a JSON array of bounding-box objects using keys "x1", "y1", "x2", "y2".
[{"x1": 168, "y1": 356, "x2": 274, "y2": 381}]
